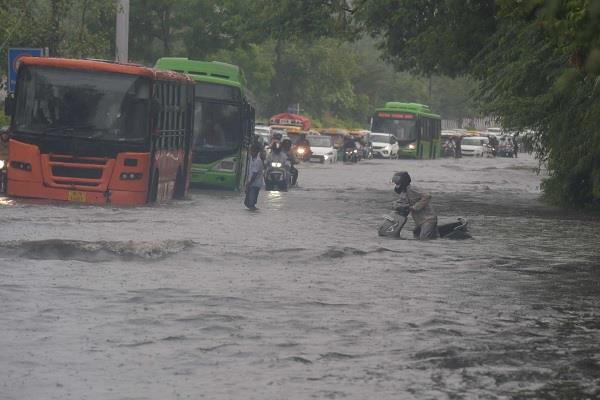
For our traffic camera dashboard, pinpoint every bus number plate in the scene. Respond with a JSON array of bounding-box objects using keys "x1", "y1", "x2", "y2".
[{"x1": 67, "y1": 191, "x2": 86, "y2": 202}]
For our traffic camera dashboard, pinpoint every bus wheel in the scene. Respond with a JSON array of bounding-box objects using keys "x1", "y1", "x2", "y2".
[
  {"x1": 173, "y1": 169, "x2": 186, "y2": 200},
  {"x1": 149, "y1": 171, "x2": 159, "y2": 203}
]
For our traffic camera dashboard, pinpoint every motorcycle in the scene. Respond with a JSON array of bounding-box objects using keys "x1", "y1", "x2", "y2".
[
  {"x1": 378, "y1": 199, "x2": 411, "y2": 238},
  {"x1": 344, "y1": 147, "x2": 359, "y2": 163},
  {"x1": 378, "y1": 198, "x2": 472, "y2": 239},
  {"x1": 442, "y1": 141, "x2": 456, "y2": 158},
  {"x1": 293, "y1": 145, "x2": 312, "y2": 162},
  {"x1": 264, "y1": 160, "x2": 290, "y2": 191}
]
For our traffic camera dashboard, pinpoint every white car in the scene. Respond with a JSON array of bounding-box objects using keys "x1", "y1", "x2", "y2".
[
  {"x1": 308, "y1": 135, "x2": 337, "y2": 163},
  {"x1": 460, "y1": 136, "x2": 490, "y2": 157},
  {"x1": 370, "y1": 132, "x2": 399, "y2": 159},
  {"x1": 254, "y1": 125, "x2": 271, "y2": 147}
]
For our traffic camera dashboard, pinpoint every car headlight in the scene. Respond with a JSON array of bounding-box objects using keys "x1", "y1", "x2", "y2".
[
  {"x1": 0, "y1": 160, "x2": 4, "y2": 169},
  {"x1": 408, "y1": 144, "x2": 416, "y2": 150},
  {"x1": 353, "y1": 149, "x2": 358, "y2": 153},
  {"x1": 323, "y1": 155, "x2": 329, "y2": 160}
]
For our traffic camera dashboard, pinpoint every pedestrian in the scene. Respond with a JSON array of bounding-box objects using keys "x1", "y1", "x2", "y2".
[
  {"x1": 513, "y1": 135, "x2": 519, "y2": 158},
  {"x1": 244, "y1": 144, "x2": 263, "y2": 210}
]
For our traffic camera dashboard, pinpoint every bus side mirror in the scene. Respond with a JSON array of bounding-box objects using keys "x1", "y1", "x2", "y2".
[{"x1": 4, "y1": 96, "x2": 15, "y2": 116}]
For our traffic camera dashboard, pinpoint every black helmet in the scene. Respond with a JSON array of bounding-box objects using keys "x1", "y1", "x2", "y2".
[
  {"x1": 272, "y1": 131, "x2": 283, "y2": 141},
  {"x1": 392, "y1": 171, "x2": 411, "y2": 187}
]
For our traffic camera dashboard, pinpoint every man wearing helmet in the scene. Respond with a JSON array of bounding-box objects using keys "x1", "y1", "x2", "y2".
[{"x1": 392, "y1": 171, "x2": 438, "y2": 240}]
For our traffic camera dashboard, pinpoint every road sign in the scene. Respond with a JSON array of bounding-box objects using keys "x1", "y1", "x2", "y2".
[{"x1": 8, "y1": 48, "x2": 44, "y2": 93}]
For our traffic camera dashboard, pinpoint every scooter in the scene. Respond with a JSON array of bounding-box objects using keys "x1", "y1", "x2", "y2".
[
  {"x1": 344, "y1": 148, "x2": 359, "y2": 163},
  {"x1": 378, "y1": 198, "x2": 472, "y2": 239},
  {"x1": 378, "y1": 199, "x2": 410, "y2": 238},
  {"x1": 264, "y1": 161, "x2": 290, "y2": 191}
]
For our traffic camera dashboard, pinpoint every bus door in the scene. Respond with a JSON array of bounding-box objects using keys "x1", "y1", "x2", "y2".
[
  {"x1": 416, "y1": 117, "x2": 423, "y2": 159},
  {"x1": 236, "y1": 102, "x2": 255, "y2": 191},
  {"x1": 182, "y1": 84, "x2": 195, "y2": 191}
]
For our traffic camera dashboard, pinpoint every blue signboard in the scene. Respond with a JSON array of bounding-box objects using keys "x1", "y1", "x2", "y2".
[{"x1": 8, "y1": 48, "x2": 44, "y2": 93}]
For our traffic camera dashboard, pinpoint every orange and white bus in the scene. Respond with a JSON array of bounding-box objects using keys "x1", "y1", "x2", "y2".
[{"x1": 5, "y1": 57, "x2": 194, "y2": 205}]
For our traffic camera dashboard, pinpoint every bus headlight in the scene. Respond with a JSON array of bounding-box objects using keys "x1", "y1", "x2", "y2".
[{"x1": 120, "y1": 172, "x2": 143, "y2": 180}]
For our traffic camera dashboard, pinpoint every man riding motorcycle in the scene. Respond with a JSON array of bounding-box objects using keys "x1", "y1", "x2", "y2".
[
  {"x1": 264, "y1": 142, "x2": 291, "y2": 190},
  {"x1": 343, "y1": 135, "x2": 359, "y2": 162},
  {"x1": 282, "y1": 138, "x2": 299, "y2": 186},
  {"x1": 294, "y1": 133, "x2": 312, "y2": 161}
]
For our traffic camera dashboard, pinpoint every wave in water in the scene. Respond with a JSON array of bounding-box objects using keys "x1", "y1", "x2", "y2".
[{"x1": 0, "y1": 239, "x2": 195, "y2": 262}]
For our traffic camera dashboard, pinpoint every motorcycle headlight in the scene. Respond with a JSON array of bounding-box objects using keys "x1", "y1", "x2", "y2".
[
  {"x1": 408, "y1": 144, "x2": 416, "y2": 150},
  {"x1": 353, "y1": 149, "x2": 358, "y2": 153},
  {"x1": 297, "y1": 148, "x2": 305, "y2": 154},
  {"x1": 271, "y1": 162, "x2": 282, "y2": 168},
  {"x1": 0, "y1": 160, "x2": 4, "y2": 169}
]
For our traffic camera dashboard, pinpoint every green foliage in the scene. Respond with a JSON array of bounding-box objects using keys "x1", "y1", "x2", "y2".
[
  {"x1": 357, "y1": 0, "x2": 497, "y2": 77},
  {"x1": 0, "y1": 0, "x2": 476, "y2": 157},
  {"x1": 359, "y1": 0, "x2": 600, "y2": 209}
]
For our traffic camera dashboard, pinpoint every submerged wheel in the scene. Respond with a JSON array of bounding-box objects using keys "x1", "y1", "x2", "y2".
[
  {"x1": 173, "y1": 169, "x2": 186, "y2": 200},
  {"x1": 148, "y1": 171, "x2": 159, "y2": 203}
]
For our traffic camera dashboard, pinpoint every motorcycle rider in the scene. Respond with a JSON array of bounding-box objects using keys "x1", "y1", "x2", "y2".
[
  {"x1": 294, "y1": 133, "x2": 312, "y2": 161},
  {"x1": 392, "y1": 171, "x2": 438, "y2": 240},
  {"x1": 343, "y1": 135, "x2": 357, "y2": 161},
  {"x1": 488, "y1": 135, "x2": 499, "y2": 157},
  {"x1": 296, "y1": 133, "x2": 310, "y2": 148},
  {"x1": 281, "y1": 138, "x2": 299, "y2": 185}
]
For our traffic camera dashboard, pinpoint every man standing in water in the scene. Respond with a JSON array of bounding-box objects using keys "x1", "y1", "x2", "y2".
[
  {"x1": 393, "y1": 171, "x2": 438, "y2": 240},
  {"x1": 244, "y1": 144, "x2": 263, "y2": 210}
]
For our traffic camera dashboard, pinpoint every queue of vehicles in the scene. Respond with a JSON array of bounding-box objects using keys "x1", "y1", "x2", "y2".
[
  {"x1": 0, "y1": 55, "x2": 453, "y2": 203},
  {"x1": 441, "y1": 128, "x2": 520, "y2": 158}
]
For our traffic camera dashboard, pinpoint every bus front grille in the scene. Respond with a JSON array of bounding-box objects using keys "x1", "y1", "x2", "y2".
[
  {"x1": 42, "y1": 154, "x2": 113, "y2": 190},
  {"x1": 52, "y1": 166, "x2": 103, "y2": 179}
]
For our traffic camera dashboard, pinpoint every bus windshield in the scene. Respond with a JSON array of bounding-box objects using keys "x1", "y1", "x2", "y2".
[
  {"x1": 193, "y1": 100, "x2": 242, "y2": 161},
  {"x1": 372, "y1": 117, "x2": 416, "y2": 141},
  {"x1": 14, "y1": 66, "x2": 150, "y2": 142}
]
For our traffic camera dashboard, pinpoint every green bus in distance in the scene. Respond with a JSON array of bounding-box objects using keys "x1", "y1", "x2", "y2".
[
  {"x1": 155, "y1": 58, "x2": 255, "y2": 190},
  {"x1": 371, "y1": 102, "x2": 441, "y2": 159}
]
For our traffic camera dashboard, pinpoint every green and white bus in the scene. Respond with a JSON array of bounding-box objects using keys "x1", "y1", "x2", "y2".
[
  {"x1": 371, "y1": 102, "x2": 441, "y2": 159},
  {"x1": 155, "y1": 58, "x2": 255, "y2": 190}
]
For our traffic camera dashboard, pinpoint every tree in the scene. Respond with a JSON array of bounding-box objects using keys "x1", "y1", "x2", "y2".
[{"x1": 358, "y1": 0, "x2": 600, "y2": 208}]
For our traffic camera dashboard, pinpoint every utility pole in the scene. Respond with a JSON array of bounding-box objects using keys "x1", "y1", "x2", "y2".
[{"x1": 115, "y1": 0, "x2": 130, "y2": 63}]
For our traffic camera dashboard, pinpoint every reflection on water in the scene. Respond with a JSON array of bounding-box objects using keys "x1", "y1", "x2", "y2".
[
  {"x1": 1, "y1": 155, "x2": 599, "y2": 399},
  {"x1": 0, "y1": 196, "x2": 15, "y2": 206}
]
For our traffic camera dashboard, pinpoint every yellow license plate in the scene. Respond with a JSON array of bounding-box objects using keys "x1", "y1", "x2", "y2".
[{"x1": 67, "y1": 191, "x2": 86, "y2": 202}]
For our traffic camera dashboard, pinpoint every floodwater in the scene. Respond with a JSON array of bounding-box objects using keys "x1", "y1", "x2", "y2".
[{"x1": 1, "y1": 154, "x2": 599, "y2": 399}]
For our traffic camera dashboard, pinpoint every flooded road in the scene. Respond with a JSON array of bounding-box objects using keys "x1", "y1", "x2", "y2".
[{"x1": 1, "y1": 154, "x2": 599, "y2": 399}]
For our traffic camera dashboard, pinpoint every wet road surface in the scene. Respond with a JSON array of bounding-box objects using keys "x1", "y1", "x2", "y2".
[{"x1": 1, "y1": 154, "x2": 599, "y2": 399}]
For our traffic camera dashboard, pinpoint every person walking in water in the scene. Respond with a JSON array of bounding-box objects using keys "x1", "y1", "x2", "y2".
[
  {"x1": 392, "y1": 171, "x2": 438, "y2": 240},
  {"x1": 244, "y1": 144, "x2": 263, "y2": 210}
]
